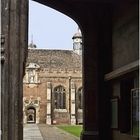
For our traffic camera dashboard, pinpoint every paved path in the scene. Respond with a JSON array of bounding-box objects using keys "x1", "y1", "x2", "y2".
[
  {"x1": 24, "y1": 124, "x2": 43, "y2": 140},
  {"x1": 24, "y1": 124, "x2": 79, "y2": 140},
  {"x1": 38, "y1": 124, "x2": 79, "y2": 140}
]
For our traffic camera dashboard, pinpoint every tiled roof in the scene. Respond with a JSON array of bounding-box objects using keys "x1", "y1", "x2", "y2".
[{"x1": 27, "y1": 49, "x2": 82, "y2": 69}]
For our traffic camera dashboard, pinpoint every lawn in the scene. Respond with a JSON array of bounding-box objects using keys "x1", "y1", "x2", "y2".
[{"x1": 57, "y1": 125, "x2": 82, "y2": 137}]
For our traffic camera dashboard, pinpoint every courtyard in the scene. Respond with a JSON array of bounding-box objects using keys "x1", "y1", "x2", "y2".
[{"x1": 24, "y1": 124, "x2": 80, "y2": 140}]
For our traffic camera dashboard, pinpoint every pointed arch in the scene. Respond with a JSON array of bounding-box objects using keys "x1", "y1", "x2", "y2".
[{"x1": 53, "y1": 85, "x2": 66, "y2": 109}]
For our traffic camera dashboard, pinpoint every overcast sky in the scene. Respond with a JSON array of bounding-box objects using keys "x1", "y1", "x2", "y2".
[{"x1": 29, "y1": 0, "x2": 78, "y2": 50}]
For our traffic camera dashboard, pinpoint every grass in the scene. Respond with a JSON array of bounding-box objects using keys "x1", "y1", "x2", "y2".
[
  {"x1": 57, "y1": 125, "x2": 82, "y2": 137},
  {"x1": 132, "y1": 123, "x2": 139, "y2": 137}
]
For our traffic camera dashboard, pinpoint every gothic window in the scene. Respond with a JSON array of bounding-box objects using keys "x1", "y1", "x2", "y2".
[
  {"x1": 54, "y1": 86, "x2": 66, "y2": 109},
  {"x1": 78, "y1": 87, "x2": 83, "y2": 109}
]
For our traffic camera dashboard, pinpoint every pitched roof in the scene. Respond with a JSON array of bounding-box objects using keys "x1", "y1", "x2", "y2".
[{"x1": 27, "y1": 49, "x2": 82, "y2": 69}]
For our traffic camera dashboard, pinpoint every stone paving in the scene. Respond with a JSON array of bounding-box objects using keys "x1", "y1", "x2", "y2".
[
  {"x1": 24, "y1": 124, "x2": 43, "y2": 140},
  {"x1": 38, "y1": 124, "x2": 79, "y2": 140},
  {"x1": 24, "y1": 124, "x2": 80, "y2": 140}
]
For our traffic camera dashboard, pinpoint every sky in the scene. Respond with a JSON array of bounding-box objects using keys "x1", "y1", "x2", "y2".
[{"x1": 29, "y1": 0, "x2": 78, "y2": 50}]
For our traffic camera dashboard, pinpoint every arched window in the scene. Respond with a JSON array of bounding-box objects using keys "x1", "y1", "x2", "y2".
[
  {"x1": 78, "y1": 87, "x2": 83, "y2": 109},
  {"x1": 54, "y1": 86, "x2": 66, "y2": 109}
]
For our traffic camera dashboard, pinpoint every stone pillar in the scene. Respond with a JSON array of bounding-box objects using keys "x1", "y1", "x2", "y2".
[
  {"x1": 23, "y1": 115, "x2": 27, "y2": 124},
  {"x1": 70, "y1": 82, "x2": 76, "y2": 124},
  {"x1": 23, "y1": 106, "x2": 27, "y2": 124},
  {"x1": 1, "y1": 0, "x2": 28, "y2": 139},
  {"x1": 36, "y1": 108, "x2": 39, "y2": 124},
  {"x1": 46, "y1": 82, "x2": 52, "y2": 124},
  {"x1": 80, "y1": 6, "x2": 112, "y2": 140}
]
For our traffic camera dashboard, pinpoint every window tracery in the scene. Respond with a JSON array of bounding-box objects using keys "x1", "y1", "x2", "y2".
[{"x1": 54, "y1": 86, "x2": 66, "y2": 109}]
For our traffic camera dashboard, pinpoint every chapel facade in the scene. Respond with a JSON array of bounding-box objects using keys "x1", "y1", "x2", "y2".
[{"x1": 23, "y1": 30, "x2": 83, "y2": 125}]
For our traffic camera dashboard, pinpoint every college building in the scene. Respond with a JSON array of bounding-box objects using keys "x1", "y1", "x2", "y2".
[{"x1": 23, "y1": 30, "x2": 83, "y2": 125}]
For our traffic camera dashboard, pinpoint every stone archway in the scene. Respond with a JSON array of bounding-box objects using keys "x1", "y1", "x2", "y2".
[
  {"x1": 27, "y1": 2, "x2": 111, "y2": 140},
  {"x1": 2, "y1": 0, "x2": 138, "y2": 140},
  {"x1": 1, "y1": 0, "x2": 112, "y2": 139},
  {"x1": 23, "y1": 97, "x2": 41, "y2": 124},
  {"x1": 1, "y1": 1, "x2": 111, "y2": 139}
]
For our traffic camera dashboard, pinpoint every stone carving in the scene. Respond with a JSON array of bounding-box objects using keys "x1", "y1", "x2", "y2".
[
  {"x1": 24, "y1": 97, "x2": 40, "y2": 107},
  {"x1": 1, "y1": 35, "x2": 5, "y2": 63}
]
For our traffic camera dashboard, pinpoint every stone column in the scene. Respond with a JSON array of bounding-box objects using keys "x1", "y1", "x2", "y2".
[
  {"x1": 70, "y1": 81, "x2": 76, "y2": 124},
  {"x1": 36, "y1": 107, "x2": 39, "y2": 124},
  {"x1": 23, "y1": 107, "x2": 27, "y2": 124},
  {"x1": 46, "y1": 82, "x2": 52, "y2": 124},
  {"x1": 1, "y1": 0, "x2": 28, "y2": 139},
  {"x1": 23, "y1": 113, "x2": 27, "y2": 124},
  {"x1": 80, "y1": 6, "x2": 112, "y2": 140}
]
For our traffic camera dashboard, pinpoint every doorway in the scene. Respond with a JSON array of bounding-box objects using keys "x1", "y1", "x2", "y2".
[{"x1": 27, "y1": 107, "x2": 36, "y2": 123}]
